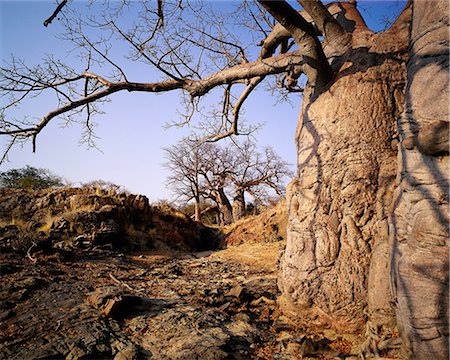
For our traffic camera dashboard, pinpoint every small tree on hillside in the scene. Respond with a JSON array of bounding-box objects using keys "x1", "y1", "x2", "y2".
[{"x1": 0, "y1": 166, "x2": 64, "y2": 190}]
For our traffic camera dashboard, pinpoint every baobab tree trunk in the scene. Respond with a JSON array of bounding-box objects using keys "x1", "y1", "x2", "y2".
[
  {"x1": 215, "y1": 188, "x2": 233, "y2": 226},
  {"x1": 278, "y1": 5, "x2": 412, "y2": 335},
  {"x1": 193, "y1": 195, "x2": 201, "y2": 222},
  {"x1": 390, "y1": 1, "x2": 449, "y2": 358},
  {"x1": 232, "y1": 190, "x2": 246, "y2": 222}
]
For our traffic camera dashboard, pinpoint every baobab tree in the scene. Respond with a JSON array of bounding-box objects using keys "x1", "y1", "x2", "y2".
[
  {"x1": 226, "y1": 140, "x2": 292, "y2": 222},
  {"x1": 163, "y1": 138, "x2": 291, "y2": 224},
  {"x1": 199, "y1": 144, "x2": 235, "y2": 225},
  {"x1": 163, "y1": 138, "x2": 213, "y2": 222},
  {"x1": 0, "y1": 1, "x2": 448, "y2": 357},
  {"x1": 164, "y1": 138, "x2": 235, "y2": 225}
]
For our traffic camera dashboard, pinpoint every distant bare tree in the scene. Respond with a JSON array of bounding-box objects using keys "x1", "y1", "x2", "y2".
[
  {"x1": 163, "y1": 138, "x2": 214, "y2": 222},
  {"x1": 227, "y1": 140, "x2": 293, "y2": 221},
  {"x1": 164, "y1": 137, "x2": 291, "y2": 224}
]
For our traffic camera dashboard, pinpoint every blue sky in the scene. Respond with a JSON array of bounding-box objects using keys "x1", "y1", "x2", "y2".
[{"x1": 0, "y1": 0, "x2": 406, "y2": 202}]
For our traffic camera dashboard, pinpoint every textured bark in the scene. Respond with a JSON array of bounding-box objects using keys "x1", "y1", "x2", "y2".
[
  {"x1": 193, "y1": 196, "x2": 201, "y2": 222},
  {"x1": 232, "y1": 191, "x2": 246, "y2": 223},
  {"x1": 297, "y1": 0, "x2": 351, "y2": 54},
  {"x1": 215, "y1": 188, "x2": 233, "y2": 226},
  {"x1": 279, "y1": 6, "x2": 412, "y2": 334},
  {"x1": 390, "y1": 0, "x2": 449, "y2": 358}
]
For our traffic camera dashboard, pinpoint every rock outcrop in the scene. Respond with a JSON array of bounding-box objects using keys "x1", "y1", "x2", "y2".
[
  {"x1": 1, "y1": 193, "x2": 399, "y2": 359},
  {"x1": 0, "y1": 188, "x2": 217, "y2": 253}
]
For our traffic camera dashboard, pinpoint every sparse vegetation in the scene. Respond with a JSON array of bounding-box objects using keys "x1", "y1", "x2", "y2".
[
  {"x1": 0, "y1": 166, "x2": 64, "y2": 190},
  {"x1": 81, "y1": 179, "x2": 129, "y2": 194},
  {"x1": 0, "y1": 187, "x2": 216, "y2": 253},
  {"x1": 223, "y1": 200, "x2": 288, "y2": 246}
]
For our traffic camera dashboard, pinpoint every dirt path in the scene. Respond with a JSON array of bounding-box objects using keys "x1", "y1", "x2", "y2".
[{"x1": 0, "y1": 243, "x2": 362, "y2": 359}]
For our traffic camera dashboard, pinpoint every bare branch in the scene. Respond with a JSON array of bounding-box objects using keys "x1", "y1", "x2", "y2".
[
  {"x1": 0, "y1": 136, "x2": 17, "y2": 165},
  {"x1": 2, "y1": 47, "x2": 304, "y2": 146},
  {"x1": 2, "y1": 0, "x2": 330, "y2": 155},
  {"x1": 157, "y1": 0, "x2": 164, "y2": 29},
  {"x1": 79, "y1": 32, "x2": 129, "y2": 82},
  {"x1": 0, "y1": 75, "x2": 181, "y2": 138},
  {"x1": 225, "y1": 17, "x2": 304, "y2": 140},
  {"x1": 188, "y1": 50, "x2": 304, "y2": 96},
  {"x1": 43, "y1": 0, "x2": 68, "y2": 27},
  {"x1": 111, "y1": 22, "x2": 183, "y2": 82}
]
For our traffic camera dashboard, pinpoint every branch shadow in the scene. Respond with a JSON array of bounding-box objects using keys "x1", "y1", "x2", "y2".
[{"x1": 390, "y1": 45, "x2": 449, "y2": 357}]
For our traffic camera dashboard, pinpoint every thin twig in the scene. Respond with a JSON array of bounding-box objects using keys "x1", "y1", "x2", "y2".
[
  {"x1": 109, "y1": 273, "x2": 144, "y2": 293},
  {"x1": 27, "y1": 242, "x2": 37, "y2": 263}
]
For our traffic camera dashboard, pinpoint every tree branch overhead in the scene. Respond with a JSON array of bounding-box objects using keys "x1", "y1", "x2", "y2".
[{"x1": 2, "y1": 0, "x2": 354, "y2": 153}]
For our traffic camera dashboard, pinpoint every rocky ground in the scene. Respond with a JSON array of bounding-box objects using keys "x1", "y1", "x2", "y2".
[
  {"x1": 0, "y1": 188, "x2": 389, "y2": 359},
  {"x1": 0, "y1": 242, "x2": 370, "y2": 360}
]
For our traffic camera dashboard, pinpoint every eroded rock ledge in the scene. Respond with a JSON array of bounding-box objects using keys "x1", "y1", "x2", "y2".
[{"x1": 0, "y1": 187, "x2": 217, "y2": 253}]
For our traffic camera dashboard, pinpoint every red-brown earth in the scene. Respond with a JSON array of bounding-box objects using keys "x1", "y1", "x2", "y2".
[{"x1": 0, "y1": 188, "x2": 398, "y2": 359}]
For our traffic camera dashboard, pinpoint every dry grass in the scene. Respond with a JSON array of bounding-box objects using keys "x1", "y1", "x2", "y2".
[
  {"x1": 0, "y1": 218, "x2": 29, "y2": 230},
  {"x1": 222, "y1": 200, "x2": 288, "y2": 246},
  {"x1": 37, "y1": 204, "x2": 101, "y2": 234},
  {"x1": 211, "y1": 240, "x2": 285, "y2": 273},
  {"x1": 210, "y1": 201, "x2": 288, "y2": 272}
]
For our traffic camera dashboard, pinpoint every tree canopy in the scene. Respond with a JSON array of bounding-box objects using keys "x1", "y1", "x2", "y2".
[
  {"x1": 163, "y1": 137, "x2": 292, "y2": 223},
  {"x1": 0, "y1": 166, "x2": 64, "y2": 190},
  {"x1": 1, "y1": 0, "x2": 367, "y2": 157}
]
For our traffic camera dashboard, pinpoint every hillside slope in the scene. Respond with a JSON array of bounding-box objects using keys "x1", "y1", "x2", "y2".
[
  {"x1": 223, "y1": 201, "x2": 287, "y2": 246},
  {"x1": 0, "y1": 188, "x2": 217, "y2": 253}
]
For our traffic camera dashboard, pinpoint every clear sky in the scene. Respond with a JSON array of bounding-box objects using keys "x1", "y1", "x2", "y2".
[{"x1": 0, "y1": 0, "x2": 406, "y2": 202}]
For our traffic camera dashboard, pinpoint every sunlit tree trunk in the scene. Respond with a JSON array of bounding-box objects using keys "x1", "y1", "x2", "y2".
[
  {"x1": 390, "y1": 1, "x2": 449, "y2": 357},
  {"x1": 215, "y1": 188, "x2": 233, "y2": 226},
  {"x1": 193, "y1": 194, "x2": 201, "y2": 222},
  {"x1": 279, "y1": 5, "x2": 412, "y2": 334},
  {"x1": 232, "y1": 190, "x2": 246, "y2": 222}
]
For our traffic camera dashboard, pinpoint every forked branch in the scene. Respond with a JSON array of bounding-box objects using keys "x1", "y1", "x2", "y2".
[
  {"x1": 297, "y1": 0, "x2": 351, "y2": 53},
  {"x1": 258, "y1": 0, "x2": 332, "y2": 86},
  {"x1": 2, "y1": 0, "x2": 355, "y2": 156}
]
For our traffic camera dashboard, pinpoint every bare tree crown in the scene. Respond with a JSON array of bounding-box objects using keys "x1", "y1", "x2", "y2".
[
  {"x1": 163, "y1": 137, "x2": 292, "y2": 223},
  {"x1": 1, "y1": 0, "x2": 387, "y2": 160}
]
